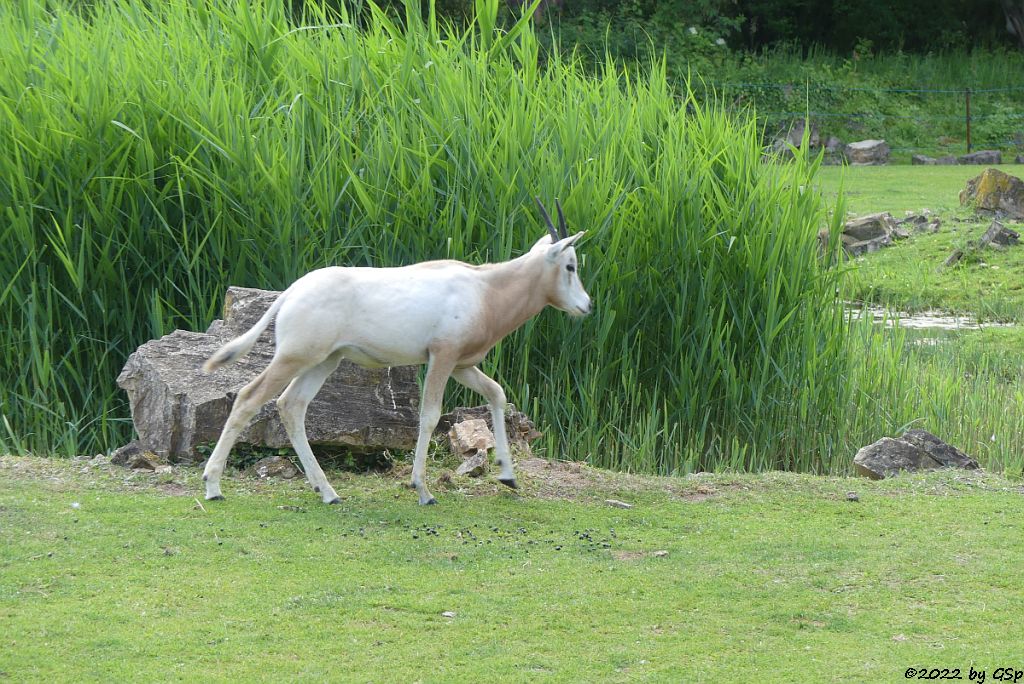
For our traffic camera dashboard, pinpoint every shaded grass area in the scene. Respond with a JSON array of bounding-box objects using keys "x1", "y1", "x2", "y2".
[{"x1": 2, "y1": 456, "x2": 1023, "y2": 681}]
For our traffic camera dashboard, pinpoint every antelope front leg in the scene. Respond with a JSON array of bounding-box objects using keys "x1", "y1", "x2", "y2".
[
  {"x1": 411, "y1": 354, "x2": 454, "y2": 505},
  {"x1": 452, "y1": 366, "x2": 516, "y2": 488},
  {"x1": 203, "y1": 358, "x2": 304, "y2": 500}
]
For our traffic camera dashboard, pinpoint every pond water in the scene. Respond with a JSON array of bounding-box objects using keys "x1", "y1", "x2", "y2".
[{"x1": 847, "y1": 304, "x2": 1015, "y2": 332}]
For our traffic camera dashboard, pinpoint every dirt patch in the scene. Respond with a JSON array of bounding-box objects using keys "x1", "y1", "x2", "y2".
[
  {"x1": 156, "y1": 482, "x2": 190, "y2": 497},
  {"x1": 678, "y1": 487, "x2": 716, "y2": 503},
  {"x1": 517, "y1": 457, "x2": 609, "y2": 500}
]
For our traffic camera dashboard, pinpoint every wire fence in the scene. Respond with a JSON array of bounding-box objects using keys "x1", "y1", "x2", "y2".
[{"x1": 699, "y1": 81, "x2": 1024, "y2": 158}]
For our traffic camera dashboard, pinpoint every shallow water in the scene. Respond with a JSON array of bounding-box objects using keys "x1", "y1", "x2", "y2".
[{"x1": 847, "y1": 304, "x2": 1015, "y2": 331}]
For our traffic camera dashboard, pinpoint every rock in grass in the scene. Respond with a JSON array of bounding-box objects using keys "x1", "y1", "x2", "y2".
[
  {"x1": 853, "y1": 429, "x2": 979, "y2": 480},
  {"x1": 959, "y1": 168, "x2": 1024, "y2": 219},
  {"x1": 843, "y1": 213, "x2": 897, "y2": 242},
  {"x1": 844, "y1": 139, "x2": 889, "y2": 165},
  {"x1": 116, "y1": 287, "x2": 420, "y2": 463},
  {"x1": 959, "y1": 150, "x2": 1002, "y2": 165},
  {"x1": 250, "y1": 455, "x2": 300, "y2": 480},
  {"x1": 911, "y1": 154, "x2": 957, "y2": 165},
  {"x1": 840, "y1": 212, "x2": 899, "y2": 257},
  {"x1": 455, "y1": 451, "x2": 488, "y2": 478},
  {"x1": 447, "y1": 419, "x2": 495, "y2": 456}
]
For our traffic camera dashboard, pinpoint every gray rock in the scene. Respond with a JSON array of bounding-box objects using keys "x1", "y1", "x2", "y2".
[
  {"x1": 958, "y1": 150, "x2": 1002, "y2": 165},
  {"x1": 766, "y1": 120, "x2": 821, "y2": 161},
  {"x1": 250, "y1": 455, "x2": 300, "y2": 479},
  {"x1": 899, "y1": 429, "x2": 979, "y2": 469},
  {"x1": 911, "y1": 154, "x2": 958, "y2": 165},
  {"x1": 844, "y1": 139, "x2": 890, "y2": 166},
  {"x1": 853, "y1": 430, "x2": 979, "y2": 479},
  {"x1": 843, "y1": 212, "x2": 897, "y2": 242},
  {"x1": 843, "y1": 236, "x2": 891, "y2": 257},
  {"x1": 899, "y1": 214, "x2": 941, "y2": 233},
  {"x1": 960, "y1": 168, "x2": 1024, "y2": 219},
  {"x1": 1016, "y1": 155, "x2": 1024, "y2": 164},
  {"x1": 455, "y1": 451, "x2": 489, "y2": 477},
  {"x1": 982, "y1": 220, "x2": 1020, "y2": 249},
  {"x1": 116, "y1": 287, "x2": 420, "y2": 463}
]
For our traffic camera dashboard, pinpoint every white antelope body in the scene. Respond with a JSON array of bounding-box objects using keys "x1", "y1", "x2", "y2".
[{"x1": 201, "y1": 199, "x2": 591, "y2": 505}]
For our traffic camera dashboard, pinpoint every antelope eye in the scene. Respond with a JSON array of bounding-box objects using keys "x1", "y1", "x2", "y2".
[{"x1": 566, "y1": 264, "x2": 576, "y2": 273}]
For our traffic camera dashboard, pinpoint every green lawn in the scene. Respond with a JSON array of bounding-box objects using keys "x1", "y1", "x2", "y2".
[
  {"x1": 814, "y1": 163, "x2": 1024, "y2": 216},
  {"x1": 2, "y1": 456, "x2": 1023, "y2": 682}
]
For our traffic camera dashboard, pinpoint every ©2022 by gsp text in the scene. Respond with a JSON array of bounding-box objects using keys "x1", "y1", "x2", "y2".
[{"x1": 905, "y1": 666, "x2": 1024, "y2": 682}]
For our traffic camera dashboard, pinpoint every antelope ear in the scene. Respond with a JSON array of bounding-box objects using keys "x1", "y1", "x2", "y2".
[
  {"x1": 545, "y1": 231, "x2": 585, "y2": 260},
  {"x1": 555, "y1": 231, "x2": 585, "y2": 252}
]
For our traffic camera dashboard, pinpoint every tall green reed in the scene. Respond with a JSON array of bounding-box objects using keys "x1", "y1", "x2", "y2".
[{"x1": 9, "y1": 0, "x2": 1008, "y2": 475}]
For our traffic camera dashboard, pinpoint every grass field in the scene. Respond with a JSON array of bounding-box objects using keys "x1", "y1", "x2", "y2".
[
  {"x1": 814, "y1": 164, "x2": 1019, "y2": 216},
  {"x1": 3, "y1": 456, "x2": 1024, "y2": 681}
]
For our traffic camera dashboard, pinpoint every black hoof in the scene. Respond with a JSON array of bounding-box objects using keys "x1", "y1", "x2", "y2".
[
  {"x1": 202, "y1": 475, "x2": 208, "y2": 482},
  {"x1": 421, "y1": 497, "x2": 438, "y2": 506},
  {"x1": 327, "y1": 497, "x2": 341, "y2": 505},
  {"x1": 314, "y1": 486, "x2": 321, "y2": 493},
  {"x1": 498, "y1": 478, "x2": 518, "y2": 490},
  {"x1": 207, "y1": 495, "x2": 225, "y2": 501}
]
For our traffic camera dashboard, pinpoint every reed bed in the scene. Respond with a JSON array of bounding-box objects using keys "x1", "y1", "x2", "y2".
[{"x1": 2, "y1": 0, "x2": 1020, "y2": 475}]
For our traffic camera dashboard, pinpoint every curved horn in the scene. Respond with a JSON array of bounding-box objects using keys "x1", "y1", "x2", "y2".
[
  {"x1": 555, "y1": 198, "x2": 568, "y2": 240},
  {"x1": 535, "y1": 196, "x2": 560, "y2": 242}
]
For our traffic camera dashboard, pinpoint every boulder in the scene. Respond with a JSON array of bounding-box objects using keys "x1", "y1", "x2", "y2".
[
  {"x1": 959, "y1": 168, "x2": 1024, "y2": 219},
  {"x1": 116, "y1": 287, "x2": 420, "y2": 463},
  {"x1": 821, "y1": 135, "x2": 845, "y2": 165},
  {"x1": 958, "y1": 150, "x2": 1002, "y2": 165},
  {"x1": 840, "y1": 212, "x2": 900, "y2": 256},
  {"x1": 844, "y1": 139, "x2": 890, "y2": 166},
  {"x1": 853, "y1": 429, "x2": 979, "y2": 479},
  {"x1": 843, "y1": 212, "x2": 898, "y2": 242},
  {"x1": 911, "y1": 154, "x2": 958, "y2": 165}
]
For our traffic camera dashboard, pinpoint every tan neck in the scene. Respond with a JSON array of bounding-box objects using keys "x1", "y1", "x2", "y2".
[{"x1": 479, "y1": 253, "x2": 551, "y2": 338}]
